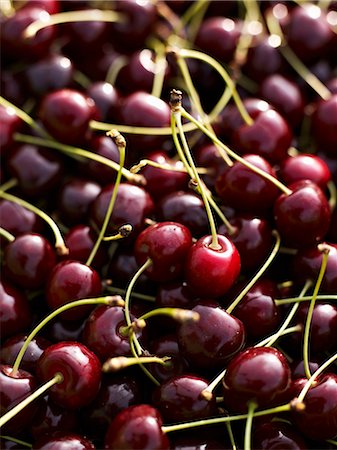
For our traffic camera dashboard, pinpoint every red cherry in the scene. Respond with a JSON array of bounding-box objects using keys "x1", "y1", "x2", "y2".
[
  {"x1": 33, "y1": 433, "x2": 96, "y2": 450},
  {"x1": 311, "y1": 94, "x2": 337, "y2": 150},
  {"x1": 253, "y1": 420, "x2": 308, "y2": 449}
]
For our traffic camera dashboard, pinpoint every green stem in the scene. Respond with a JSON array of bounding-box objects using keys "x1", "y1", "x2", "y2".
[
  {"x1": 105, "y1": 285, "x2": 155, "y2": 302},
  {"x1": 327, "y1": 180, "x2": 337, "y2": 212},
  {"x1": 275, "y1": 295, "x2": 337, "y2": 306},
  {"x1": 0, "y1": 226, "x2": 15, "y2": 242},
  {"x1": 0, "y1": 178, "x2": 18, "y2": 192},
  {"x1": 0, "y1": 436, "x2": 31, "y2": 448},
  {"x1": 105, "y1": 54, "x2": 129, "y2": 86},
  {"x1": 90, "y1": 119, "x2": 197, "y2": 135},
  {"x1": 137, "y1": 307, "x2": 199, "y2": 323},
  {"x1": 151, "y1": 46, "x2": 167, "y2": 99},
  {"x1": 244, "y1": 401, "x2": 257, "y2": 450},
  {"x1": 303, "y1": 246, "x2": 330, "y2": 379},
  {"x1": 226, "y1": 231, "x2": 281, "y2": 314}
]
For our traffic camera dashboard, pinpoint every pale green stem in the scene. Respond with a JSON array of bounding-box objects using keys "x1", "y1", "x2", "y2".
[
  {"x1": 226, "y1": 421, "x2": 237, "y2": 450},
  {"x1": 106, "y1": 286, "x2": 155, "y2": 302},
  {"x1": 0, "y1": 436, "x2": 31, "y2": 448},
  {"x1": 151, "y1": 47, "x2": 167, "y2": 99},
  {"x1": 244, "y1": 401, "x2": 257, "y2": 450},
  {"x1": 0, "y1": 178, "x2": 18, "y2": 192},
  {"x1": 327, "y1": 180, "x2": 337, "y2": 211},
  {"x1": 90, "y1": 119, "x2": 198, "y2": 134},
  {"x1": 105, "y1": 55, "x2": 129, "y2": 86},
  {"x1": 275, "y1": 295, "x2": 337, "y2": 306},
  {"x1": 0, "y1": 227, "x2": 15, "y2": 242},
  {"x1": 256, "y1": 325, "x2": 302, "y2": 348}
]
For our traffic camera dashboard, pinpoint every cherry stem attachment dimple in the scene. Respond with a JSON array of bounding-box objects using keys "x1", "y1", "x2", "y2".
[{"x1": 0, "y1": 373, "x2": 63, "y2": 429}]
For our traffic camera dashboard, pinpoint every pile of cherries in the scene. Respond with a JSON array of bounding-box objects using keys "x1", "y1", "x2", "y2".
[{"x1": 1, "y1": 0, "x2": 337, "y2": 449}]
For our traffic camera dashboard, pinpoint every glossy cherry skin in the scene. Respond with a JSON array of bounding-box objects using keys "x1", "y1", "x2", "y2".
[
  {"x1": 292, "y1": 243, "x2": 337, "y2": 293},
  {"x1": 273, "y1": 180, "x2": 331, "y2": 249},
  {"x1": 177, "y1": 301, "x2": 245, "y2": 371},
  {"x1": 90, "y1": 182, "x2": 154, "y2": 237},
  {"x1": 3, "y1": 233, "x2": 56, "y2": 289},
  {"x1": 222, "y1": 347, "x2": 291, "y2": 412},
  {"x1": 153, "y1": 375, "x2": 217, "y2": 423},
  {"x1": 185, "y1": 234, "x2": 241, "y2": 298},
  {"x1": 194, "y1": 143, "x2": 228, "y2": 190},
  {"x1": 292, "y1": 373, "x2": 337, "y2": 440},
  {"x1": 36, "y1": 341, "x2": 101, "y2": 410},
  {"x1": 6, "y1": 144, "x2": 64, "y2": 197},
  {"x1": 46, "y1": 260, "x2": 102, "y2": 321},
  {"x1": 83, "y1": 135, "x2": 120, "y2": 185},
  {"x1": 231, "y1": 108, "x2": 292, "y2": 164},
  {"x1": 33, "y1": 434, "x2": 96, "y2": 450},
  {"x1": 0, "y1": 105, "x2": 22, "y2": 154},
  {"x1": 134, "y1": 221, "x2": 193, "y2": 283},
  {"x1": 311, "y1": 94, "x2": 337, "y2": 150},
  {"x1": 0, "y1": 282, "x2": 32, "y2": 340},
  {"x1": 279, "y1": 154, "x2": 331, "y2": 190},
  {"x1": 215, "y1": 154, "x2": 279, "y2": 214},
  {"x1": 104, "y1": 404, "x2": 169, "y2": 450},
  {"x1": 86, "y1": 81, "x2": 120, "y2": 122},
  {"x1": 38, "y1": 89, "x2": 98, "y2": 145},
  {"x1": 0, "y1": 200, "x2": 43, "y2": 237},
  {"x1": 253, "y1": 420, "x2": 308, "y2": 449},
  {"x1": 107, "y1": 247, "x2": 150, "y2": 290},
  {"x1": 82, "y1": 305, "x2": 145, "y2": 362},
  {"x1": 0, "y1": 364, "x2": 38, "y2": 434}
]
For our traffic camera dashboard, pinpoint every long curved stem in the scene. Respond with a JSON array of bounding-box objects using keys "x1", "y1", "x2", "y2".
[{"x1": 244, "y1": 401, "x2": 257, "y2": 450}]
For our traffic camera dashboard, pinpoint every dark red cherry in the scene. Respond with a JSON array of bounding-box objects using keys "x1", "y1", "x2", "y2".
[
  {"x1": 153, "y1": 374, "x2": 217, "y2": 423},
  {"x1": 0, "y1": 105, "x2": 22, "y2": 154},
  {"x1": 118, "y1": 91, "x2": 171, "y2": 153},
  {"x1": 36, "y1": 341, "x2": 101, "y2": 410},
  {"x1": 0, "y1": 334, "x2": 50, "y2": 375},
  {"x1": 292, "y1": 373, "x2": 337, "y2": 440},
  {"x1": 222, "y1": 347, "x2": 291, "y2": 412},
  {"x1": 6, "y1": 144, "x2": 64, "y2": 197},
  {"x1": 219, "y1": 215, "x2": 274, "y2": 273},
  {"x1": 311, "y1": 94, "x2": 337, "y2": 150},
  {"x1": 253, "y1": 420, "x2": 308, "y2": 449},
  {"x1": 45, "y1": 318, "x2": 85, "y2": 344},
  {"x1": 274, "y1": 180, "x2": 331, "y2": 248},
  {"x1": 46, "y1": 260, "x2": 101, "y2": 321},
  {"x1": 177, "y1": 301, "x2": 245, "y2": 370},
  {"x1": 107, "y1": 247, "x2": 150, "y2": 290},
  {"x1": 104, "y1": 404, "x2": 169, "y2": 450},
  {"x1": 57, "y1": 178, "x2": 101, "y2": 226},
  {"x1": 193, "y1": 143, "x2": 228, "y2": 190},
  {"x1": 185, "y1": 234, "x2": 241, "y2": 298},
  {"x1": 63, "y1": 16, "x2": 109, "y2": 56},
  {"x1": 0, "y1": 364, "x2": 38, "y2": 434},
  {"x1": 0, "y1": 282, "x2": 32, "y2": 340},
  {"x1": 134, "y1": 221, "x2": 193, "y2": 283},
  {"x1": 82, "y1": 305, "x2": 145, "y2": 362},
  {"x1": 86, "y1": 82, "x2": 120, "y2": 122},
  {"x1": 195, "y1": 17, "x2": 241, "y2": 63},
  {"x1": 90, "y1": 182, "x2": 154, "y2": 237},
  {"x1": 231, "y1": 108, "x2": 292, "y2": 164},
  {"x1": 3, "y1": 233, "x2": 56, "y2": 289},
  {"x1": 292, "y1": 243, "x2": 337, "y2": 293},
  {"x1": 0, "y1": 200, "x2": 43, "y2": 237},
  {"x1": 38, "y1": 89, "x2": 98, "y2": 145},
  {"x1": 279, "y1": 154, "x2": 331, "y2": 190},
  {"x1": 258, "y1": 74, "x2": 305, "y2": 127},
  {"x1": 33, "y1": 433, "x2": 96, "y2": 450},
  {"x1": 24, "y1": 54, "x2": 74, "y2": 97},
  {"x1": 83, "y1": 135, "x2": 120, "y2": 185},
  {"x1": 215, "y1": 154, "x2": 279, "y2": 214}
]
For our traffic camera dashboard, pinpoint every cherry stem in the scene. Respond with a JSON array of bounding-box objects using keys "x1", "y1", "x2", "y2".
[
  {"x1": 102, "y1": 355, "x2": 170, "y2": 373},
  {"x1": 102, "y1": 224, "x2": 133, "y2": 241},
  {"x1": 244, "y1": 401, "x2": 257, "y2": 450},
  {"x1": 275, "y1": 294, "x2": 337, "y2": 306},
  {"x1": 225, "y1": 420, "x2": 237, "y2": 450},
  {"x1": 261, "y1": 280, "x2": 312, "y2": 348},
  {"x1": 226, "y1": 230, "x2": 281, "y2": 314},
  {"x1": 24, "y1": 9, "x2": 126, "y2": 38},
  {"x1": 105, "y1": 285, "x2": 155, "y2": 302},
  {"x1": 0, "y1": 190, "x2": 68, "y2": 255},
  {"x1": 0, "y1": 436, "x2": 31, "y2": 448},
  {"x1": 171, "y1": 91, "x2": 220, "y2": 250},
  {"x1": 265, "y1": 9, "x2": 331, "y2": 101},
  {"x1": 303, "y1": 245, "x2": 331, "y2": 379},
  {"x1": 173, "y1": 0, "x2": 209, "y2": 38},
  {"x1": 0, "y1": 178, "x2": 18, "y2": 192},
  {"x1": 327, "y1": 180, "x2": 337, "y2": 211},
  {"x1": 11, "y1": 296, "x2": 120, "y2": 375},
  {"x1": 0, "y1": 96, "x2": 49, "y2": 138},
  {"x1": 297, "y1": 352, "x2": 337, "y2": 403},
  {"x1": 136, "y1": 307, "x2": 200, "y2": 324},
  {"x1": 86, "y1": 129, "x2": 125, "y2": 266},
  {"x1": 256, "y1": 324, "x2": 302, "y2": 348},
  {"x1": 0, "y1": 226, "x2": 15, "y2": 242},
  {"x1": 162, "y1": 402, "x2": 292, "y2": 434},
  {"x1": 90, "y1": 118, "x2": 197, "y2": 135},
  {"x1": 0, "y1": 373, "x2": 63, "y2": 429},
  {"x1": 151, "y1": 42, "x2": 167, "y2": 99},
  {"x1": 203, "y1": 367, "x2": 228, "y2": 397},
  {"x1": 13, "y1": 133, "x2": 143, "y2": 185},
  {"x1": 179, "y1": 107, "x2": 292, "y2": 196},
  {"x1": 105, "y1": 54, "x2": 129, "y2": 86}
]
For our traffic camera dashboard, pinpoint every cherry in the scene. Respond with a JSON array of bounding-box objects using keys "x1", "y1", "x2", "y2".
[
  {"x1": 292, "y1": 373, "x2": 337, "y2": 440},
  {"x1": 193, "y1": 143, "x2": 228, "y2": 190},
  {"x1": 33, "y1": 433, "x2": 96, "y2": 450},
  {"x1": 45, "y1": 318, "x2": 85, "y2": 344},
  {"x1": 0, "y1": 281, "x2": 32, "y2": 341},
  {"x1": 0, "y1": 105, "x2": 22, "y2": 154},
  {"x1": 134, "y1": 221, "x2": 193, "y2": 283},
  {"x1": 178, "y1": 301, "x2": 245, "y2": 371},
  {"x1": 0, "y1": 334, "x2": 50, "y2": 375},
  {"x1": 279, "y1": 154, "x2": 331, "y2": 190},
  {"x1": 152, "y1": 374, "x2": 217, "y2": 423},
  {"x1": 231, "y1": 108, "x2": 292, "y2": 164},
  {"x1": 157, "y1": 191, "x2": 209, "y2": 238},
  {"x1": 273, "y1": 180, "x2": 331, "y2": 248},
  {"x1": 3, "y1": 233, "x2": 56, "y2": 289},
  {"x1": 86, "y1": 81, "x2": 120, "y2": 122},
  {"x1": 311, "y1": 94, "x2": 337, "y2": 150},
  {"x1": 6, "y1": 144, "x2": 64, "y2": 197},
  {"x1": 185, "y1": 234, "x2": 241, "y2": 298},
  {"x1": 36, "y1": 341, "x2": 101, "y2": 410},
  {"x1": 24, "y1": 53, "x2": 74, "y2": 97},
  {"x1": 291, "y1": 359, "x2": 320, "y2": 379},
  {"x1": 252, "y1": 420, "x2": 308, "y2": 449},
  {"x1": 195, "y1": 17, "x2": 241, "y2": 64},
  {"x1": 104, "y1": 404, "x2": 169, "y2": 449},
  {"x1": 0, "y1": 200, "x2": 43, "y2": 237},
  {"x1": 0, "y1": 364, "x2": 38, "y2": 434},
  {"x1": 19, "y1": 0, "x2": 60, "y2": 14},
  {"x1": 38, "y1": 89, "x2": 98, "y2": 145},
  {"x1": 57, "y1": 178, "x2": 101, "y2": 226},
  {"x1": 82, "y1": 305, "x2": 146, "y2": 362},
  {"x1": 215, "y1": 154, "x2": 280, "y2": 214},
  {"x1": 90, "y1": 182, "x2": 154, "y2": 237},
  {"x1": 223, "y1": 347, "x2": 291, "y2": 413},
  {"x1": 46, "y1": 260, "x2": 101, "y2": 321}
]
